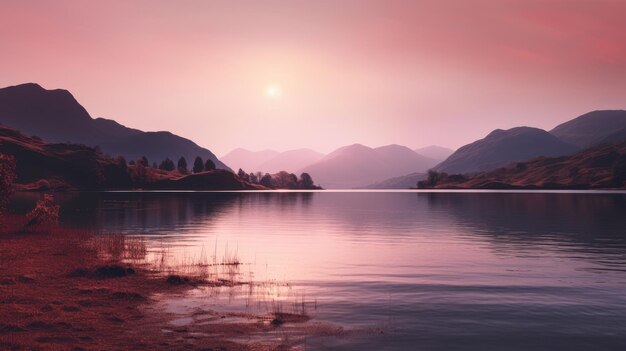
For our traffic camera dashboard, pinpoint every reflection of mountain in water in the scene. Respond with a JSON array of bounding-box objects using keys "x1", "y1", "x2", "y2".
[
  {"x1": 11, "y1": 192, "x2": 314, "y2": 238},
  {"x1": 11, "y1": 191, "x2": 626, "y2": 262},
  {"x1": 423, "y1": 192, "x2": 626, "y2": 261}
]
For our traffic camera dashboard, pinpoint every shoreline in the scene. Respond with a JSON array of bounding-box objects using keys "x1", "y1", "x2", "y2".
[{"x1": 0, "y1": 216, "x2": 320, "y2": 350}]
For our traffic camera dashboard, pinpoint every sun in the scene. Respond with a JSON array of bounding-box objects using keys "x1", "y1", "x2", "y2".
[{"x1": 265, "y1": 83, "x2": 282, "y2": 99}]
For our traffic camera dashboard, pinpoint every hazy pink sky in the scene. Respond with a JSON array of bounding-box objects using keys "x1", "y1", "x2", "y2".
[{"x1": 1, "y1": 0, "x2": 625, "y2": 155}]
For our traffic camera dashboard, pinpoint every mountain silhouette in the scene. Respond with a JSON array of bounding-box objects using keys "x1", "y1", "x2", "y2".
[
  {"x1": 0, "y1": 83, "x2": 229, "y2": 170},
  {"x1": 221, "y1": 148, "x2": 323, "y2": 174},
  {"x1": 363, "y1": 172, "x2": 427, "y2": 189},
  {"x1": 0, "y1": 124, "x2": 259, "y2": 190},
  {"x1": 422, "y1": 142, "x2": 626, "y2": 189},
  {"x1": 414, "y1": 145, "x2": 454, "y2": 161},
  {"x1": 256, "y1": 148, "x2": 324, "y2": 174},
  {"x1": 220, "y1": 148, "x2": 280, "y2": 172},
  {"x1": 433, "y1": 127, "x2": 576, "y2": 174},
  {"x1": 550, "y1": 110, "x2": 626, "y2": 149},
  {"x1": 300, "y1": 143, "x2": 437, "y2": 188}
]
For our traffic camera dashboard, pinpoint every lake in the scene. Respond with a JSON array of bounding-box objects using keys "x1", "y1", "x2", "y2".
[{"x1": 11, "y1": 190, "x2": 626, "y2": 350}]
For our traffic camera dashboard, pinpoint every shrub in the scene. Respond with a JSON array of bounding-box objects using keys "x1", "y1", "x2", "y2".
[
  {"x1": 27, "y1": 194, "x2": 60, "y2": 227},
  {"x1": 0, "y1": 154, "x2": 16, "y2": 222}
]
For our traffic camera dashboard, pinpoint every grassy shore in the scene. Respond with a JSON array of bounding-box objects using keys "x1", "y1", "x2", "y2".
[{"x1": 0, "y1": 216, "x2": 319, "y2": 351}]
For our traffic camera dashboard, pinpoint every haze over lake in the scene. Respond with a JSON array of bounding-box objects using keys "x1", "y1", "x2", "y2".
[{"x1": 11, "y1": 190, "x2": 626, "y2": 350}]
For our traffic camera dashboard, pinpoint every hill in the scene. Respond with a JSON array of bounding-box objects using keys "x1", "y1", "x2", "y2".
[
  {"x1": 147, "y1": 169, "x2": 265, "y2": 190},
  {"x1": 419, "y1": 142, "x2": 626, "y2": 189},
  {"x1": 550, "y1": 110, "x2": 626, "y2": 149},
  {"x1": 433, "y1": 127, "x2": 576, "y2": 174},
  {"x1": 257, "y1": 148, "x2": 324, "y2": 174},
  {"x1": 221, "y1": 148, "x2": 324, "y2": 174},
  {"x1": 0, "y1": 83, "x2": 229, "y2": 170},
  {"x1": 363, "y1": 172, "x2": 427, "y2": 189},
  {"x1": 414, "y1": 145, "x2": 454, "y2": 161},
  {"x1": 220, "y1": 148, "x2": 280, "y2": 172},
  {"x1": 0, "y1": 124, "x2": 261, "y2": 191},
  {"x1": 300, "y1": 143, "x2": 437, "y2": 188}
]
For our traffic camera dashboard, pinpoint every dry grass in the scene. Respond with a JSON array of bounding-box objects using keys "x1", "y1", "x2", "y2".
[
  {"x1": 147, "y1": 244, "x2": 244, "y2": 286},
  {"x1": 0, "y1": 215, "x2": 295, "y2": 351},
  {"x1": 88, "y1": 233, "x2": 147, "y2": 261}
]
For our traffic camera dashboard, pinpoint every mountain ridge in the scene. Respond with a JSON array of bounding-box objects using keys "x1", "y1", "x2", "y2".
[
  {"x1": 420, "y1": 142, "x2": 626, "y2": 189},
  {"x1": 0, "y1": 83, "x2": 229, "y2": 170},
  {"x1": 433, "y1": 126, "x2": 576, "y2": 174},
  {"x1": 300, "y1": 143, "x2": 438, "y2": 188}
]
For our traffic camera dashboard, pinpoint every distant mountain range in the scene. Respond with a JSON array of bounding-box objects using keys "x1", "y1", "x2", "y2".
[
  {"x1": 300, "y1": 144, "x2": 438, "y2": 188},
  {"x1": 0, "y1": 83, "x2": 229, "y2": 170},
  {"x1": 222, "y1": 144, "x2": 448, "y2": 188},
  {"x1": 419, "y1": 141, "x2": 626, "y2": 189},
  {"x1": 221, "y1": 148, "x2": 324, "y2": 174},
  {"x1": 220, "y1": 148, "x2": 280, "y2": 172},
  {"x1": 258, "y1": 148, "x2": 325, "y2": 174},
  {"x1": 3, "y1": 83, "x2": 624, "y2": 190}
]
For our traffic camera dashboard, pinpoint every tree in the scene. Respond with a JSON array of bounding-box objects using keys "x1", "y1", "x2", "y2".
[
  {"x1": 193, "y1": 156, "x2": 204, "y2": 173},
  {"x1": 249, "y1": 172, "x2": 258, "y2": 183},
  {"x1": 237, "y1": 168, "x2": 249, "y2": 181},
  {"x1": 273, "y1": 171, "x2": 297, "y2": 188},
  {"x1": 177, "y1": 157, "x2": 188, "y2": 173},
  {"x1": 159, "y1": 158, "x2": 175, "y2": 171},
  {"x1": 0, "y1": 154, "x2": 16, "y2": 222},
  {"x1": 417, "y1": 170, "x2": 447, "y2": 188},
  {"x1": 131, "y1": 163, "x2": 149, "y2": 186},
  {"x1": 137, "y1": 156, "x2": 149, "y2": 167},
  {"x1": 116, "y1": 156, "x2": 127, "y2": 172},
  {"x1": 299, "y1": 172, "x2": 314, "y2": 188},
  {"x1": 204, "y1": 158, "x2": 216, "y2": 171},
  {"x1": 260, "y1": 173, "x2": 273, "y2": 188}
]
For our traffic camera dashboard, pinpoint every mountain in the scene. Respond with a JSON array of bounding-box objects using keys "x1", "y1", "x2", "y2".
[
  {"x1": 364, "y1": 172, "x2": 427, "y2": 189},
  {"x1": 419, "y1": 142, "x2": 626, "y2": 189},
  {"x1": 300, "y1": 143, "x2": 438, "y2": 188},
  {"x1": 257, "y1": 148, "x2": 324, "y2": 174},
  {"x1": 0, "y1": 83, "x2": 229, "y2": 170},
  {"x1": 0, "y1": 124, "x2": 261, "y2": 190},
  {"x1": 220, "y1": 148, "x2": 323, "y2": 174},
  {"x1": 414, "y1": 145, "x2": 455, "y2": 161},
  {"x1": 433, "y1": 127, "x2": 576, "y2": 174},
  {"x1": 220, "y1": 148, "x2": 280, "y2": 172},
  {"x1": 550, "y1": 110, "x2": 626, "y2": 149},
  {"x1": 0, "y1": 123, "x2": 132, "y2": 190}
]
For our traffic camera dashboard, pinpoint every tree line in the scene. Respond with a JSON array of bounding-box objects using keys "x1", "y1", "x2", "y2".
[
  {"x1": 235, "y1": 168, "x2": 317, "y2": 189},
  {"x1": 113, "y1": 155, "x2": 318, "y2": 189},
  {"x1": 116, "y1": 155, "x2": 216, "y2": 174}
]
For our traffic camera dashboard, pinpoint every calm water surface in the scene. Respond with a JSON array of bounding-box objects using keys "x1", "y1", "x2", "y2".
[{"x1": 12, "y1": 191, "x2": 626, "y2": 350}]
